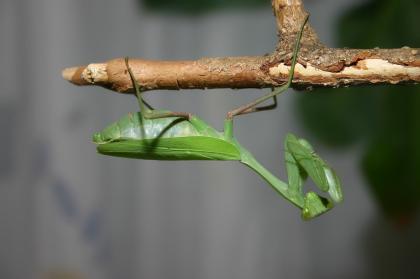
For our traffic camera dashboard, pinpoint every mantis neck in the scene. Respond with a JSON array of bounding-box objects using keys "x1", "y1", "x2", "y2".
[{"x1": 234, "y1": 141, "x2": 304, "y2": 209}]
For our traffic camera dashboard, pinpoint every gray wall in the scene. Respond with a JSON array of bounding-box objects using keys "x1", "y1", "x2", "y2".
[{"x1": 3, "y1": 1, "x2": 418, "y2": 279}]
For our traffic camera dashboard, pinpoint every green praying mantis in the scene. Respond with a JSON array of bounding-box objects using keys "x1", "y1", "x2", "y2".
[{"x1": 93, "y1": 16, "x2": 343, "y2": 219}]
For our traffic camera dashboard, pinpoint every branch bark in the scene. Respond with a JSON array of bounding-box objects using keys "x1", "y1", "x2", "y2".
[{"x1": 62, "y1": 0, "x2": 420, "y2": 94}]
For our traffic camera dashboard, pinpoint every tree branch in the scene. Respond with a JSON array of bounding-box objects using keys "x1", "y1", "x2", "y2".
[{"x1": 62, "y1": 0, "x2": 420, "y2": 93}]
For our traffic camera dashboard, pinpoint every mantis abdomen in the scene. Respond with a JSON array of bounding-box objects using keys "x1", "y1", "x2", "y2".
[{"x1": 93, "y1": 112, "x2": 241, "y2": 161}]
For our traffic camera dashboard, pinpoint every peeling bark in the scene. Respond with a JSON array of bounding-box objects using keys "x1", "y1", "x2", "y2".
[{"x1": 62, "y1": 0, "x2": 420, "y2": 94}]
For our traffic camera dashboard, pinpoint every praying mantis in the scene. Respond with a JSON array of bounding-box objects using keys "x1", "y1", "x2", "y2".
[{"x1": 93, "y1": 16, "x2": 343, "y2": 219}]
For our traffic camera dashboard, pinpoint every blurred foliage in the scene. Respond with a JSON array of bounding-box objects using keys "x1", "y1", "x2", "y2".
[
  {"x1": 296, "y1": 0, "x2": 420, "y2": 220},
  {"x1": 142, "y1": 0, "x2": 266, "y2": 14}
]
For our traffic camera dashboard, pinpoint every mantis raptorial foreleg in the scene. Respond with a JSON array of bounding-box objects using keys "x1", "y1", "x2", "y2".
[
  {"x1": 286, "y1": 134, "x2": 343, "y2": 204},
  {"x1": 284, "y1": 133, "x2": 343, "y2": 218}
]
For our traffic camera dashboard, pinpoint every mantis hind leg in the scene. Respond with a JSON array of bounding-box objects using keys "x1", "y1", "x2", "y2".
[
  {"x1": 226, "y1": 15, "x2": 308, "y2": 122},
  {"x1": 125, "y1": 57, "x2": 191, "y2": 120},
  {"x1": 224, "y1": 94, "x2": 278, "y2": 140},
  {"x1": 231, "y1": 95, "x2": 278, "y2": 116}
]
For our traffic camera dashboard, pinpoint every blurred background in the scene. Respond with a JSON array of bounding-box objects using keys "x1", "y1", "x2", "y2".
[{"x1": 1, "y1": 0, "x2": 419, "y2": 278}]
